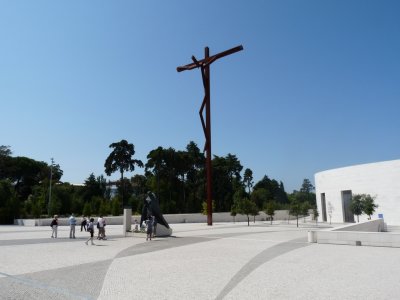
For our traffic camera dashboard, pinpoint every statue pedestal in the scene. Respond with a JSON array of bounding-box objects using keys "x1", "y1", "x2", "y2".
[
  {"x1": 123, "y1": 208, "x2": 132, "y2": 237},
  {"x1": 155, "y1": 224, "x2": 173, "y2": 237}
]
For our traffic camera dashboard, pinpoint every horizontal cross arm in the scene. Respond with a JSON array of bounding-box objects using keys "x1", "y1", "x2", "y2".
[{"x1": 177, "y1": 45, "x2": 243, "y2": 72}]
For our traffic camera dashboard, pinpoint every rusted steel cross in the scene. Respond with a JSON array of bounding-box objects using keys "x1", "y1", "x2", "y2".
[{"x1": 177, "y1": 45, "x2": 243, "y2": 225}]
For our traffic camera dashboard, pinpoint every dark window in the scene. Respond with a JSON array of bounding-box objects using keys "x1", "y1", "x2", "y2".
[{"x1": 341, "y1": 190, "x2": 354, "y2": 223}]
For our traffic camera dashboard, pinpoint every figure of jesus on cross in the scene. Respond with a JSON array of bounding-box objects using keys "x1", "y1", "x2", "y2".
[{"x1": 177, "y1": 45, "x2": 243, "y2": 225}]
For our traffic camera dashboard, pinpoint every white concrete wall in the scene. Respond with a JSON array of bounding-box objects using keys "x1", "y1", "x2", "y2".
[
  {"x1": 315, "y1": 159, "x2": 400, "y2": 225},
  {"x1": 332, "y1": 219, "x2": 384, "y2": 232},
  {"x1": 15, "y1": 210, "x2": 297, "y2": 226},
  {"x1": 309, "y1": 219, "x2": 400, "y2": 248}
]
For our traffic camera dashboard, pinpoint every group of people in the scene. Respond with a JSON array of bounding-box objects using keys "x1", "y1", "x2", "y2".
[
  {"x1": 82, "y1": 215, "x2": 107, "y2": 244},
  {"x1": 49, "y1": 214, "x2": 107, "y2": 245},
  {"x1": 50, "y1": 214, "x2": 158, "y2": 243},
  {"x1": 132, "y1": 216, "x2": 157, "y2": 241}
]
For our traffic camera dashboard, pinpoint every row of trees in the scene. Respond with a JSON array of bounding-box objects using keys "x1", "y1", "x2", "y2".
[
  {"x1": 103, "y1": 140, "x2": 316, "y2": 218},
  {"x1": 0, "y1": 141, "x2": 317, "y2": 224},
  {"x1": 229, "y1": 178, "x2": 317, "y2": 227}
]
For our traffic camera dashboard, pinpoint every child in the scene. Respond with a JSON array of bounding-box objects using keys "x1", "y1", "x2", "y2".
[
  {"x1": 85, "y1": 218, "x2": 96, "y2": 245},
  {"x1": 134, "y1": 220, "x2": 139, "y2": 232},
  {"x1": 146, "y1": 216, "x2": 153, "y2": 241},
  {"x1": 141, "y1": 220, "x2": 147, "y2": 233}
]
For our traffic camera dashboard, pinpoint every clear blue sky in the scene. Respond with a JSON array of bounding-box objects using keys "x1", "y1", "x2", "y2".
[{"x1": 1, "y1": 1, "x2": 399, "y2": 192}]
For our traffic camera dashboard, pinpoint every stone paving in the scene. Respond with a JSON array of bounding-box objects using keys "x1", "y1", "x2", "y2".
[{"x1": 0, "y1": 222, "x2": 399, "y2": 299}]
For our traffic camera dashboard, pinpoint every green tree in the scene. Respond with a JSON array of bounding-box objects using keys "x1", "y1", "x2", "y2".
[
  {"x1": 0, "y1": 145, "x2": 12, "y2": 157},
  {"x1": 350, "y1": 194, "x2": 364, "y2": 223},
  {"x1": 212, "y1": 154, "x2": 243, "y2": 212},
  {"x1": 201, "y1": 200, "x2": 215, "y2": 216},
  {"x1": 236, "y1": 198, "x2": 258, "y2": 226},
  {"x1": 250, "y1": 204, "x2": 259, "y2": 223},
  {"x1": 48, "y1": 194, "x2": 61, "y2": 217},
  {"x1": 289, "y1": 199, "x2": 301, "y2": 227},
  {"x1": 362, "y1": 194, "x2": 378, "y2": 219},
  {"x1": 52, "y1": 183, "x2": 74, "y2": 216},
  {"x1": 0, "y1": 148, "x2": 64, "y2": 220},
  {"x1": 243, "y1": 168, "x2": 253, "y2": 194},
  {"x1": 10, "y1": 157, "x2": 47, "y2": 201},
  {"x1": 0, "y1": 179, "x2": 18, "y2": 224},
  {"x1": 185, "y1": 141, "x2": 205, "y2": 213},
  {"x1": 99, "y1": 200, "x2": 110, "y2": 216},
  {"x1": 175, "y1": 150, "x2": 190, "y2": 212},
  {"x1": 253, "y1": 175, "x2": 288, "y2": 207},
  {"x1": 250, "y1": 188, "x2": 269, "y2": 210},
  {"x1": 131, "y1": 174, "x2": 147, "y2": 196},
  {"x1": 297, "y1": 178, "x2": 316, "y2": 206},
  {"x1": 145, "y1": 146, "x2": 183, "y2": 213},
  {"x1": 230, "y1": 203, "x2": 237, "y2": 223},
  {"x1": 129, "y1": 194, "x2": 143, "y2": 215},
  {"x1": 145, "y1": 146, "x2": 166, "y2": 200},
  {"x1": 300, "y1": 178, "x2": 314, "y2": 193},
  {"x1": 25, "y1": 185, "x2": 43, "y2": 218},
  {"x1": 82, "y1": 202, "x2": 91, "y2": 217},
  {"x1": 300, "y1": 202, "x2": 310, "y2": 222},
  {"x1": 82, "y1": 174, "x2": 107, "y2": 201},
  {"x1": 265, "y1": 201, "x2": 276, "y2": 225},
  {"x1": 233, "y1": 188, "x2": 246, "y2": 205},
  {"x1": 111, "y1": 197, "x2": 121, "y2": 216},
  {"x1": 0, "y1": 146, "x2": 13, "y2": 181},
  {"x1": 117, "y1": 178, "x2": 134, "y2": 206},
  {"x1": 105, "y1": 140, "x2": 144, "y2": 206},
  {"x1": 312, "y1": 207, "x2": 319, "y2": 226}
]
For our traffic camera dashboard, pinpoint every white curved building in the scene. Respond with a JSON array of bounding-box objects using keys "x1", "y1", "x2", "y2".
[{"x1": 315, "y1": 159, "x2": 400, "y2": 225}]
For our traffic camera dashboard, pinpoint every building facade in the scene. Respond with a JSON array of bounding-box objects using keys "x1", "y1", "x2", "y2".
[{"x1": 315, "y1": 159, "x2": 400, "y2": 225}]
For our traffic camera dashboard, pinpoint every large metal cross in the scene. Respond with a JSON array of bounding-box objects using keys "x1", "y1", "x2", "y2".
[{"x1": 177, "y1": 45, "x2": 243, "y2": 225}]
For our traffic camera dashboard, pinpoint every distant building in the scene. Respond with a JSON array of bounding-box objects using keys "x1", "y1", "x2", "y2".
[{"x1": 315, "y1": 159, "x2": 400, "y2": 225}]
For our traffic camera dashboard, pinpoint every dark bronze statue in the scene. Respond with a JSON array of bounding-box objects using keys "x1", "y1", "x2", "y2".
[{"x1": 140, "y1": 191, "x2": 170, "y2": 230}]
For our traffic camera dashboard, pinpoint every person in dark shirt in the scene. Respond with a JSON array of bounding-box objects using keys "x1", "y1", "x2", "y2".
[
  {"x1": 81, "y1": 216, "x2": 87, "y2": 232},
  {"x1": 85, "y1": 218, "x2": 96, "y2": 245},
  {"x1": 146, "y1": 216, "x2": 153, "y2": 241},
  {"x1": 50, "y1": 215, "x2": 58, "y2": 238}
]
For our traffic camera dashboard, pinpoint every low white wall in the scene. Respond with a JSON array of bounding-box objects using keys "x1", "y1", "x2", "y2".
[
  {"x1": 316, "y1": 231, "x2": 400, "y2": 248},
  {"x1": 164, "y1": 210, "x2": 294, "y2": 224},
  {"x1": 15, "y1": 210, "x2": 296, "y2": 227},
  {"x1": 309, "y1": 219, "x2": 400, "y2": 247},
  {"x1": 332, "y1": 219, "x2": 384, "y2": 232},
  {"x1": 14, "y1": 219, "x2": 37, "y2": 226}
]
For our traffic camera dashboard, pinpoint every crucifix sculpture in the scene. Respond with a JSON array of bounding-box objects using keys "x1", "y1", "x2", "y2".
[{"x1": 177, "y1": 45, "x2": 243, "y2": 225}]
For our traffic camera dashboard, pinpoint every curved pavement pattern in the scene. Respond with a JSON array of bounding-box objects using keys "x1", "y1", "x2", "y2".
[{"x1": 1, "y1": 223, "x2": 400, "y2": 299}]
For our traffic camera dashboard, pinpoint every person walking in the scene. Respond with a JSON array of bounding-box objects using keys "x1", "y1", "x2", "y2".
[
  {"x1": 80, "y1": 216, "x2": 87, "y2": 232},
  {"x1": 146, "y1": 216, "x2": 153, "y2": 241},
  {"x1": 50, "y1": 215, "x2": 58, "y2": 238},
  {"x1": 152, "y1": 216, "x2": 157, "y2": 238},
  {"x1": 102, "y1": 217, "x2": 107, "y2": 240},
  {"x1": 97, "y1": 216, "x2": 106, "y2": 240},
  {"x1": 85, "y1": 218, "x2": 95, "y2": 245},
  {"x1": 69, "y1": 214, "x2": 77, "y2": 238}
]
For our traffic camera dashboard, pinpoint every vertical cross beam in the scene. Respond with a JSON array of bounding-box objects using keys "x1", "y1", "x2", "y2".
[
  {"x1": 204, "y1": 47, "x2": 212, "y2": 225},
  {"x1": 177, "y1": 45, "x2": 243, "y2": 226}
]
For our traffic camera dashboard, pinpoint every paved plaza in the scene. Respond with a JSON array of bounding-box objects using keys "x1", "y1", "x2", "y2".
[{"x1": 0, "y1": 221, "x2": 399, "y2": 299}]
